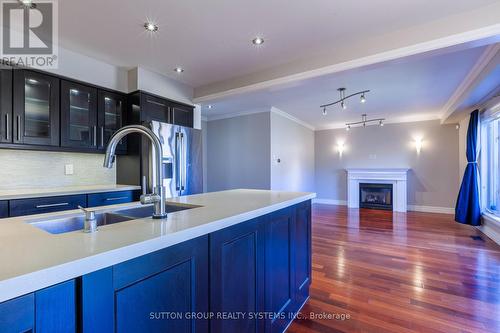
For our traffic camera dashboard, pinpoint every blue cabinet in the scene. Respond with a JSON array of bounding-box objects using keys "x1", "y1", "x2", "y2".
[
  {"x1": 265, "y1": 207, "x2": 297, "y2": 333},
  {"x1": 0, "y1": 293, "x2": 34, "y2": 333},
  {"x1": 9, "y1": 194, "x2": 87, "y2": 217},
  {"x1": 87, "y1": 190, "x2": 135, "y2": 208},
  {"x1": 0, "y1": 280, "x2": 76, "y2": 333},
  {"x1": 293, "y1": 200, "x2": 312, "y2": 308},
  {"x1": 210, "y1": 216, "x2": 266, "y2": 332},
  {"x1": 0, "y1": 201, "x2": 7, "y2": 218},
  {"x1": 81, "y1": 235, "x2": 209, "y2": 333}
]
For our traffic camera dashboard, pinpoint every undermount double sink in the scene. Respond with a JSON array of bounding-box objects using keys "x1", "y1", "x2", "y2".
[{"x1": 27, "y1": 204, "x2": 198, "y2": 235}]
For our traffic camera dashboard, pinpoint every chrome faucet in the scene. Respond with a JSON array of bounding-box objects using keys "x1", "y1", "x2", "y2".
[{"x1": 103, "y1": 125, "x2": 168, "y2": 219}]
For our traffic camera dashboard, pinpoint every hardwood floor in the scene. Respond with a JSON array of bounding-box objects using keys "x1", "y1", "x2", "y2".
[{"x1": 288, "y1": 204, "x2": 500, "y2": 333}]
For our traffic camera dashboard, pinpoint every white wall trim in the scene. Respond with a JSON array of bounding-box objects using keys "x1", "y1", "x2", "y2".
[
  {"x1": 313, "y1": 199, "x2": 455, "y2": 215},
  {"x1": 407, "y1": 205, "x2": 454, "y2": 214},
  {"x1": 440, "y1": 44, "x2": 500, "y2": 122},
  {"x1": 194, "y1": 24, "x2": 500, "y2": 103},
  {"x1": 270, "y1": 107, "x2": 315, "y2": 131},
  {"x1": 312, "y1": 199, "x2": 347, "y2": 206},
  {"x1": 205, "y1": 108, "x2": 270, "y2": 121},
  {"x1": 477, "y1": 214, "x2": 500, "y2": 245}
]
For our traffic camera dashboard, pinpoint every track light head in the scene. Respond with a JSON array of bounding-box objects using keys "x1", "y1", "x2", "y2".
[
  {"x1": 360, "y1": 93, "x2": 366, "y2": 103},
  {"x1": 322, "y1": 107, "x2": 327, "y2": 116}
]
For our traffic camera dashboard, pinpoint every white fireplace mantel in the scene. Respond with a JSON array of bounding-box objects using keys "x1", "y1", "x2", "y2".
[{"x1": 346, "y1": 168, "x2": 409, "y2": 212}]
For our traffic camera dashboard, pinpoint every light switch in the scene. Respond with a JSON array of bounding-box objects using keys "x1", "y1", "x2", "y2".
[{"x1": 65, "y1": 164, "x2": 74, "y2": 175}]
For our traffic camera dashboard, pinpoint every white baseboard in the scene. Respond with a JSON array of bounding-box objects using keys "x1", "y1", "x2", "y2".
[
  {"x1": 478, "y1": 214, "x2": 500, "y2": 245},
  {"x1": 407, "y1": 205, "x2": 455, "y2": 214},
  {"x1": 312, "y1": 198, "x2": 347, "y2": 206},
  {"x1": 313, "y1": 199, "x2": 454, "y2": 214}
]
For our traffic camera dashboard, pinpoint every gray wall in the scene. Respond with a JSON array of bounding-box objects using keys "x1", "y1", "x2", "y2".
[
  {"x1": 207, "y1": 112, "x2": 271, "y2": 191},
  {"x1": 315, "y1": 120, "x2": 460, "y2": 208},
  {"x1": 270, "y1": 112, "x2": 315, "y2": 192}
]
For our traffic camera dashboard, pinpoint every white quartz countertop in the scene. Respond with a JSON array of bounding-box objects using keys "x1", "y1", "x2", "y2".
[
  {"x1": 0, "y1": 184, "x2": 141, "y2": 200},
  {"x1": 0, "y1": 189, "x2": 315, "y2": 302}
]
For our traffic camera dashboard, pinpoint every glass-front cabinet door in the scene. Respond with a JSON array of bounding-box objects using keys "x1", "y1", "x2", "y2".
[
  {"x1": 60, "y1": 80, "x2": 97, "y2": 149},
  {"x1": 13, "y1": 70, "x2": 60, "y2": 146},
  {"x1": 98, "y1": 90, "x2": 126, "y2": 152}
]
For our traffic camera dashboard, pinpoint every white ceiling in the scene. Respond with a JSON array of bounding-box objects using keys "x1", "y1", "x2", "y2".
[
  {"x1": 201, "y1": 45, "x2": 489, "y2": 129},
  {"x1": 58, "y1": 0, "x2": 499, "y2": 89}
]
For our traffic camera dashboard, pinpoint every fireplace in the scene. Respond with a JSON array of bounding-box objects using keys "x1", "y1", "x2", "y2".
[{"x1": 359, "y1": 183, "x2": 393, "y2": 210}]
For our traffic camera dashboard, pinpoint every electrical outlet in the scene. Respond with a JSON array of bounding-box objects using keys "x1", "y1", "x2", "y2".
[{"x1": 64, "y1": 164, "x2": 74, "y2": 175}]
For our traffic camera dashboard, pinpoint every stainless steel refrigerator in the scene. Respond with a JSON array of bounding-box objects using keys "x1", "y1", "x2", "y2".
[{"x1": 140, "y1": 121, "x2": 203, "y2": 198}]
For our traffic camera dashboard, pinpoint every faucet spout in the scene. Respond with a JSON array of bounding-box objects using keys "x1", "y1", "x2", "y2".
[{"x1": 104, "y1": 125, "x2": 167, "y2": 219}]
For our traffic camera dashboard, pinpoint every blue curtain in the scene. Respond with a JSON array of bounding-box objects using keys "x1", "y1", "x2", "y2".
[{"x1": 455, "y1": 109, "x2": 481, "y2": 226}]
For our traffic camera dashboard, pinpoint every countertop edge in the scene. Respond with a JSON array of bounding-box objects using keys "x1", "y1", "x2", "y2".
[{"x1": 0, "y1": 192, "x2": 315, "y2": 302}]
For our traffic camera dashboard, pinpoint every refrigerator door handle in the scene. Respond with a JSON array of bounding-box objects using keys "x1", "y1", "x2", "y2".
[
  {"x1": 175, "y1": 132, "x2": 181, "y2": 192},
  {"x1": 181, "y1": 133, "x2": 186, "y2": 191}
]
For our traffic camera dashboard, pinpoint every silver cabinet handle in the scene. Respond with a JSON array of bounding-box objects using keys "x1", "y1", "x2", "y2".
[
  {"x1": 36, "y1": 202, "x2": 69, "y2": 208},
  {"x1": 93, "y1": 126, "x2": 97, "y2": 146},
  {"x1": 4, "y1": 113, "x2": 8, "y2": 140},
  {"x1": 175, "y1": 132, "x2": 181, "y2": 191},
  {"x1": 16, "y1": 115, "x2": 20, "y2": 141},
  {"x1": 105, "y1": 196, "x2": 129, "y2": 201},
  {"x1": 100, "y1": 126, "x2": 104, "y2": 147}
]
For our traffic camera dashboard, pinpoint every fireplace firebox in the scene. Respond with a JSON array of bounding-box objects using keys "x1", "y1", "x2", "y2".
[{"x1": 359, "y1": 183, "x2": 393, "y2": 210}]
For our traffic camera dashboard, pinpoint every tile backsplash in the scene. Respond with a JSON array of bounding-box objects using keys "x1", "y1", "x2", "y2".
[{"x1": 0, "y1": 150, "x2": 116, "y2": 189}]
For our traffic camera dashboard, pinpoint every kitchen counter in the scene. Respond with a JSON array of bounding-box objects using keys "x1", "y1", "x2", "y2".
[
  {"x1": 0, "y1": 184, "x2": 141, "y2": 201},
  {"x1": 0, "y1": 189, "x2": 315, "y2": 302}
]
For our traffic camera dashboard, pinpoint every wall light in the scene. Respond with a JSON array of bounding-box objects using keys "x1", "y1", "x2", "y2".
[
  {"x1": 336, "y1": 140, "x2": 346, "y2": 157},
  {"x1": 414, "y1": 137, "x2": 423, "y2": 154}
]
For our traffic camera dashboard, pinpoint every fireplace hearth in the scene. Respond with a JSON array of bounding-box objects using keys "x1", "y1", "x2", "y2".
[{"x1": 359, "y1": 183, "x2": 393, "y2": 210}]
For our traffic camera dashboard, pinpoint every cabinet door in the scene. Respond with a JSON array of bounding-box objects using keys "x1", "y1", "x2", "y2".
[
  {"x1": 0, "y1": 65, "x2": 12, "y2": 143},
  {"x1": 13, "y1": 70, "x2": 59, "y2": 146},
  {"x1": 171, "y1": 103, "x2": 193, "y2": 128},
  {"x1": 60, "y1": 80, "x2": 97, "y2": 149},
  {"x1": 35, "y1": 280, "x2": 76, "y2": 333},
  {"x1": 98, "y1": 90, "x2": 126, "y2": 151},
  {"x1": 265, "y1": 207, "x2": 296, "y2": 333},
  {"x1": 0, "y1": 293, "x2": 34, "y2": 333},
  {"x1": 81, "y1": 236, "x2": 209, "y2": 333},
  {"x1": 293, "y1": 200, "x2": 312, "y2": 308},
  {"x1": 0, "y1": 200, "x2": 7, "y2": 218},
  {"x1": 210, "y1": 217, "x2": 266, "y2": 333},
  {"x1": 140, "y1": 93, "x2": 170, "y2": 123}
]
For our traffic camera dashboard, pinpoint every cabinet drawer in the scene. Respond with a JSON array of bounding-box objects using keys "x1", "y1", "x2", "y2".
[
  {"x1": 87, "y1": 190, "x2": 134, "y2": 208},
  {"x1": 9, "y1": 194, "x2": 86, "y2": 217},
  {"x1": 0, "y1": 200, "x2": 7, "y2": 218},
  {"x1": 0, "y1": 293, "x2": 34, "y2": 332}
]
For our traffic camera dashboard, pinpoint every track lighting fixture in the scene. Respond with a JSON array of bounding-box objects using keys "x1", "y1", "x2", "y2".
[{"x1": 320, "y1": 87, "x2": 369, "y2": 114}]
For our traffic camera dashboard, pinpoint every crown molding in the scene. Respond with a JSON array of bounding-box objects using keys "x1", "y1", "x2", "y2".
[
  {"x1": 205, "y1": 108, "x2": 270, "y2": 122},
  {"x1": 315, "y1": 114, "x2": 442, "y2": 131},
  {"x1": 440, "y1": 43, "x2": 500, "y2": 123},
  {"x1": 270, "y1": 107, "x2": 315, "y2": 131}
]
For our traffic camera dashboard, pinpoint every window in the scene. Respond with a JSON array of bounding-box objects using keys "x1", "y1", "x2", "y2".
[{"x1": 481, "y1": 114, "x2": 500, "y2": 216}]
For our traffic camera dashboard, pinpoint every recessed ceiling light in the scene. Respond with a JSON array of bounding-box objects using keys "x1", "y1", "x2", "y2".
[
  {"x1": 144, "y1": 22, "x2": 158, "y2": 32},
  {"x1": 252, "y1": 37, "x2": 264, "y2": 46},
  {"x1": 174, "y1": 67, "x2": 184, "y2": 73}
]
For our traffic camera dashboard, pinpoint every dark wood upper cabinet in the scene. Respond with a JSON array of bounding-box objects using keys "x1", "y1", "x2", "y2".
[
  {"x1": 140, "y1": 93, "x2": 171, "y2": 124},
  {"x1": 0, "y1": 65, "x2": 12, "y2": 144},
  {"x1": 98, "y1": 90, "x2": 127, "y2": 152},
  {"x1": 13, "y1": 70, "x2": 60, "y2": 146},
  {"x1": 171, "y1": 103, "x2": 194, "y2": 128},
  {"x1": 60, "y1": 80, "x2": 97, "y2": 149}
]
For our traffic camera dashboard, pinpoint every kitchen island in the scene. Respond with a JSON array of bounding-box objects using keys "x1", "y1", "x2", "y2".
[{"x1": 0, "y1": 189, "x2": 314, "y2": 332}]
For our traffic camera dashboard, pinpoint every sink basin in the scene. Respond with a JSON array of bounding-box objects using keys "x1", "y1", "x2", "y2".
[
  {"x1": 27, "y1": 203, "x2": 199, "y2": 234},
  {"x1": 28, "y1": 212, "x2": 132, "y2": 235}
]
